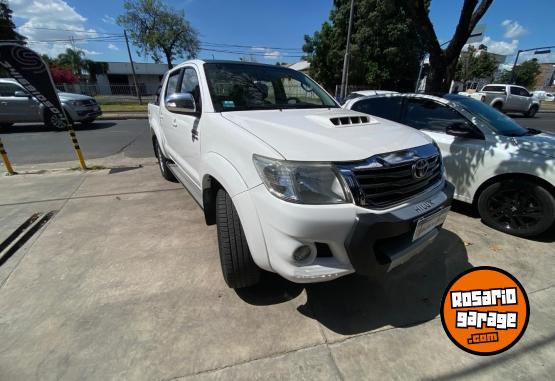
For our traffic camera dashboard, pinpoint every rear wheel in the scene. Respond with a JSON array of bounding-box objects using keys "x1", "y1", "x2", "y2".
[
  {"x1": 153, "y1": 138, "x2": 177, "y2": 182},
  {"x1": 492, "y1": 102, "x2": 503, "y2": 112},
  {"x1": 216, "y1": 188, "x2": 261, "y2": 289},
  {"x1": 477, "y1": 179, "x2": 555, "y2": 237},
  {"x1": 524, "y1": 105, "x2": 538, "y2": 118}
]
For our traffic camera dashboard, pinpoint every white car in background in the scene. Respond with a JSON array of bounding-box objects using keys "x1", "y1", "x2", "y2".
[
  {"x1": 533, "y1": 91, "x2": 555, "y2": 102},
  {"x1": 342, "y1": 90, "x2": 398, "y2": 106},
  {"x1": 345, "y1": 93, "x2": 555, "y2": 237}
]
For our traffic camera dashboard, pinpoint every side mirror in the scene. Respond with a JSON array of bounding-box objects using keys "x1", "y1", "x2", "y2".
[
  {"x1": 446, "y1": 122, "x2": 479, "y2": 139},
  {"x1": 165, "y1": 92, "x2": 197, "y2": 114},
  {"x1": 14, "y1": 91, "x2": 29, "y2": 98}
]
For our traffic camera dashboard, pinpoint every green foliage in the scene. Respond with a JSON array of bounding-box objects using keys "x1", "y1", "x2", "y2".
[
  {"x1": 498, "y1": 59, "x2": 541, "y2": 88},
  {"x1": 455, "y1": 46, "x2": 498, "y2": 83},
  {"x1": 56, "y1": 48, "x2": 85, "y2": 75},
  {"x1": 117, "y1": 0, "x2": 200, "y2": 68},
  {"x1": 303, "y1": 0, "x2": 426, "y2": 92},
  {"x1": 0, "y1": 0, "x2": 26, "y2": 44}
]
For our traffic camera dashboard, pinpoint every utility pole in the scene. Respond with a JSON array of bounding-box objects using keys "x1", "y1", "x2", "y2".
[
  {"x1": 340, "y1": 0, "x2": 355, "y2": 101},
  {"x1": 510, "y1": 50, "x2": 522, "y2": 84},
  {"x1": 124, "y1": 29, "x2": 142, "y2": 104}
]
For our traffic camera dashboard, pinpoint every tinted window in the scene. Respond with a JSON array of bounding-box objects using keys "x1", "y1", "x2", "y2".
[
  {"x1": 0, "y1": 83, "x2": 22, "y2": 96},
  {"x1": 403, "y1": 98, "x2": 468, "y2": 133},
  {"x1": 483, "y1": 85, "x2": 506, "y2": 93},
  {"x1": 180, "y1": 67, "x2": 202, "y2": 109},
  {"x1": 510, "y1": 86, "x2": 521, "y2": 95},
  {"x1": 351, "y1": 97, "x2": 402, "y2": 122}
]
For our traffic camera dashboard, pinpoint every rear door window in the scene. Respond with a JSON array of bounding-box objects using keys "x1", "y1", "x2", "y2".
[{"x1": 351, "y1": 97, "x2": 403, "y2": 122}]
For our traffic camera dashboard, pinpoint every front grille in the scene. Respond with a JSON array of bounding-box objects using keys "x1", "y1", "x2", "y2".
[{"x1": 336, "y1": 144, "x2": 443, "y2": 208}]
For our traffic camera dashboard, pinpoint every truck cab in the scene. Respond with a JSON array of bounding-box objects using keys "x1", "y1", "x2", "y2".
[{"x1": 148, "y1": 60, "x2": 454, "y2": 288}]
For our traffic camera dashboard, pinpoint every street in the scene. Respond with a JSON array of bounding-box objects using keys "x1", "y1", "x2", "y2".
[{"x1": 1, "y1": 113, "x2": 554, "y2": 166}]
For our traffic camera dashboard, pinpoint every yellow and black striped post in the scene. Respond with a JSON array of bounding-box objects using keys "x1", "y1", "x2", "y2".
[
  {"x1": 0, "y1": 138, "x2": 15, "y2": 175},
  {"x1": 67, "y1": 125, "x2": 87, "y2": 170}
]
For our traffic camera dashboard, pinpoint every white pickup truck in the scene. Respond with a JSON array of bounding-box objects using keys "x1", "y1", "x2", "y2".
[
  {"x1": 468, "y1": 84, "x2": 540, "y2": 117},
  {"x1": 148, "y1": 60, "x2": 454, "y2": 288}
]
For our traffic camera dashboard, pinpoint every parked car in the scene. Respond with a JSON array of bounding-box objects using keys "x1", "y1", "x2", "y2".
[
  {"x1": 0, "y1": 78, "x2": 102, "y2": 129},
  {"x1": 148, "y1": 60, "x2": 454, "y2": 288},
  {"x1": 469, "y1": 84, "x2": 540, "y2": 117},
  {"x1": 342, "y1": 90, "x2": 398, "y2": 105},
  {"x1": 345, "y1": 93, "x2": 555, "y2": 237},
  {"x1": 532, "y1": 91, "x2": 555, "y2": 102}
]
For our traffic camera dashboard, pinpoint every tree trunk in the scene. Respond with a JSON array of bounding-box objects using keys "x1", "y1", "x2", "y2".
[
  {"x1": 426, "y1": 55, "x2": 446, "y2": 94},
  {"x1": 164, "y1": 50, "x2": 173, "y2": 70}
]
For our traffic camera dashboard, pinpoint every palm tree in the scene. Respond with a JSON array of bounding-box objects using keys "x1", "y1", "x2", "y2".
[{"x1": 57, "y1": 48, "x2": 85, "y2": 76}]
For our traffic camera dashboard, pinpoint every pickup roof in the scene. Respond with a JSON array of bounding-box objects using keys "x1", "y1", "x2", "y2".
[
  {"x1": 148, "y1": 60, "x2": 454, "y2": 288},
  {"x1": 469, "y1": 84, "x2": 540, "y2": 117}
]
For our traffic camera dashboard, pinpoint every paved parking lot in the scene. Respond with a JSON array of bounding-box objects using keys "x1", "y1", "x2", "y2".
[{"x1": 0, "y1": 164, "x2": 553, "y2": 380}]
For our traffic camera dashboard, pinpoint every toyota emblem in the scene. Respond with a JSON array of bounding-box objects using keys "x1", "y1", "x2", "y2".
[{"x1": 412, "y1": 159, "x2": 429, "y2": 179}]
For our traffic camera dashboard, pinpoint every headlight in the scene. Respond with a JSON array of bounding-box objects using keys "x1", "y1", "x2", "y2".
[
  {"x1": 253, "y1": 154, "x2": 351, "y2": 204},
  {"x1": 70, "y1": 100, "x2": 87, "y2": 107}
]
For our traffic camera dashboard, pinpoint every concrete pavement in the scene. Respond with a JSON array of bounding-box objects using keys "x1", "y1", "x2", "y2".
[{"x1": 0, "y1": 164, "x2": 554, "y2": 380}]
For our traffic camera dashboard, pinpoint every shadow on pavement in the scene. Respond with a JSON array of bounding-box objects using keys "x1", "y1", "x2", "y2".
[
  {"x1": 238, "y1": 228, "x2": 472, "y2": 336},
  {"x1": 1, "y1": 122, "x2": 116, "y2": 133}
]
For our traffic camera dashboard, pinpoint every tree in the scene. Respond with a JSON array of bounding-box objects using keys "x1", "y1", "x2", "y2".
[
  {"x1": 50, "y1": 65, "x2": 79, "y2": 84},
  {"x1": 117, "y1": 0, "x2": 200, "y2": 69},
  {"x1": 303, "y1": 0, "x2": 426, "y2": 93},
  {"x1": 455, "y1": 45, "x2": 498, "y2": 85},
  {"x1": 406, "y1": 0, "x2": 494, "y2": 93},
  {"x1": 498, "y1": 59, "x2": 541, "y2": 88},
  {"x1": 57, "y1": 48, "x2": 86, "y2": 76},
  {"x1": 0, "y1": 0, "x2": 26, "y2": 44}
]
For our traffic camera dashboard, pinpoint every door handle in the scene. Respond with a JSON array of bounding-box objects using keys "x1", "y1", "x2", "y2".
[
  {"x1": 172, "y1": 120, "x2": 178, "y2": 128},
  {"x1": 0, "y1": 102, "x2": 7, "y2": 106}
]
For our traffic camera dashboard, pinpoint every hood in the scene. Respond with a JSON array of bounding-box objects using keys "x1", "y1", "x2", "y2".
[
  {"x1": 58, "y1": 92, "x2": 94, "y2": 102},
  {"x1": 222, "y1": 108, "x2": 432, "y2": 161},
  {"x1": 514, "y1": 132, "x2": 555, "y2": 158}
]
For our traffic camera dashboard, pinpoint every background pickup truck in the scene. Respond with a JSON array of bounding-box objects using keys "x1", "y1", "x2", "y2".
[
  {"x1": 148, "y1": 59, "x2": 453, "y2": 289},
  {"x1": 469, "y1": 84, "x2": 540, "y2": 117}
]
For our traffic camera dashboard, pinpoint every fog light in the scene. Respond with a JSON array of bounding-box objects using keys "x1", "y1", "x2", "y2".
[{"x1": 293, "y1": 245, "x2": 312, "y2": 262}]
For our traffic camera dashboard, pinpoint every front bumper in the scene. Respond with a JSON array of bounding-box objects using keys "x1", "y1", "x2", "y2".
[
  {"x1": 64, "y1": 105, "x2": 102, "y2": 121},
  {"x1": 246, "y1": 180, "x2": 454, "y2": 283}
]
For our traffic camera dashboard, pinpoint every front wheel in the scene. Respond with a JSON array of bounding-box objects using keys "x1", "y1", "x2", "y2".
[
  {"x1": 216, "y1": 188, "x2": 261, "y2": 288},
  {"x1": 477, "y1": 179, "x2": 555, "y2": 237},
  {"x1": 524, "y1": 105, "x2": 538, "y2": 118}
]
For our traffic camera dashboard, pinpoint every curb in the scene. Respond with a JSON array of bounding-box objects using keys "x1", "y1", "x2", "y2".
[{"x1": 98, "y1": 114, "x2": 148, "y2": 120}]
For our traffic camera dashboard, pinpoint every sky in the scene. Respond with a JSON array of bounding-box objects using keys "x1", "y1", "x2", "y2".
[{"x1": 9, "y1": 0, "x2": 555, "y2": 68}]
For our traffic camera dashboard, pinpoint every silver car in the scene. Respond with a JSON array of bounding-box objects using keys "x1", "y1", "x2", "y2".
[{"x1": 0, "y1": 78, "x2": 102, "y2": 129}]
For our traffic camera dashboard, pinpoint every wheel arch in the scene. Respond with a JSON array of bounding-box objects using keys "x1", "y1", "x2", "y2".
[{"x1": 473, "y1": 172, "x2": 555, "y2": 205}]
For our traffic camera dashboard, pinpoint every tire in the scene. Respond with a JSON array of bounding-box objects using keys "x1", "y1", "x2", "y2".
[
  {"x1": 43, "y1": 110, "x2": 66, "y2": 130},
  {"x1": 153, "y1": 138, "x2": 177, "y2": 182},
  {"x1": 525, "y1": 105, "x2": 538, "y2": 118},
  {"x1": 477, "y1": 179, "x2": 555, "y2": 237},
  {"x1": 216, "y1": 188, "x2": 261, "y2": 288},
  {"x1": 492, "y1": 102, "x2": 503, "y2": 112}
]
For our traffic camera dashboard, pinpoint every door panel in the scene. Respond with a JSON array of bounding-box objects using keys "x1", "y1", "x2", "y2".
[
  {"x1": 0, "y1": 83, "x2": 40, "y2": 123},
  {"x1": 161, "y1": 67, "x2": 202, "y2": 190}
]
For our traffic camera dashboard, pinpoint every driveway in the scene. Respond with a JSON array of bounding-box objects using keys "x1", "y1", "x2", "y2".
[{"x1": 0, "y1": 164, "x2": 553, "y2": 380}]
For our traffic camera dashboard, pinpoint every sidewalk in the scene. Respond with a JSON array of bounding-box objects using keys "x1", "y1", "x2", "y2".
[{"x1": 0, "y1": 164, "x2": 554, "y2": 380}]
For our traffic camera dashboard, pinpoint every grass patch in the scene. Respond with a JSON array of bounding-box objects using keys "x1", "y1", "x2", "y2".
[
  {"x1": 101, "y1": 103, "x2": 148, "y2": 113},
  {"x1": 541, "y1": 102, "x2": 555, "y2": 111}
]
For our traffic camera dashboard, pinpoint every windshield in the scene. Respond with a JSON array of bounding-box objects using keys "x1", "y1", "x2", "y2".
[
  {"x1": 204, "y1": 62, "x2": 338, "y2": 112},
  {"x1": 445, "y1": 95, "x2": 529, "y2": 137}
]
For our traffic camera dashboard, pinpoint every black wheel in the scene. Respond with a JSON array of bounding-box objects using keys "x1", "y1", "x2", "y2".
[
  {"x1": 477, "y1": 179, "x2": 555, "y2": 237},
  {"x1": 216, "y1": 188, "x2": 261, "y2": 288},
  {"x1": 525, "y1": 105, "x2": 538, "y2": 118},
  {"x1": 43, "y1": 110, "x2": 66, "y2": 130},
  {"x1": 153, "y1": 138, "x2": 177, "y2": 182},
  {"x1": 492, "y1": 102, "x2": 503, "y2": 112}
]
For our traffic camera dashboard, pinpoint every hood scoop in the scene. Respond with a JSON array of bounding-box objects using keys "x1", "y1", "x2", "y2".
[{"x1": 330, "y1": 115, "x2": 370, "y2": 126}]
